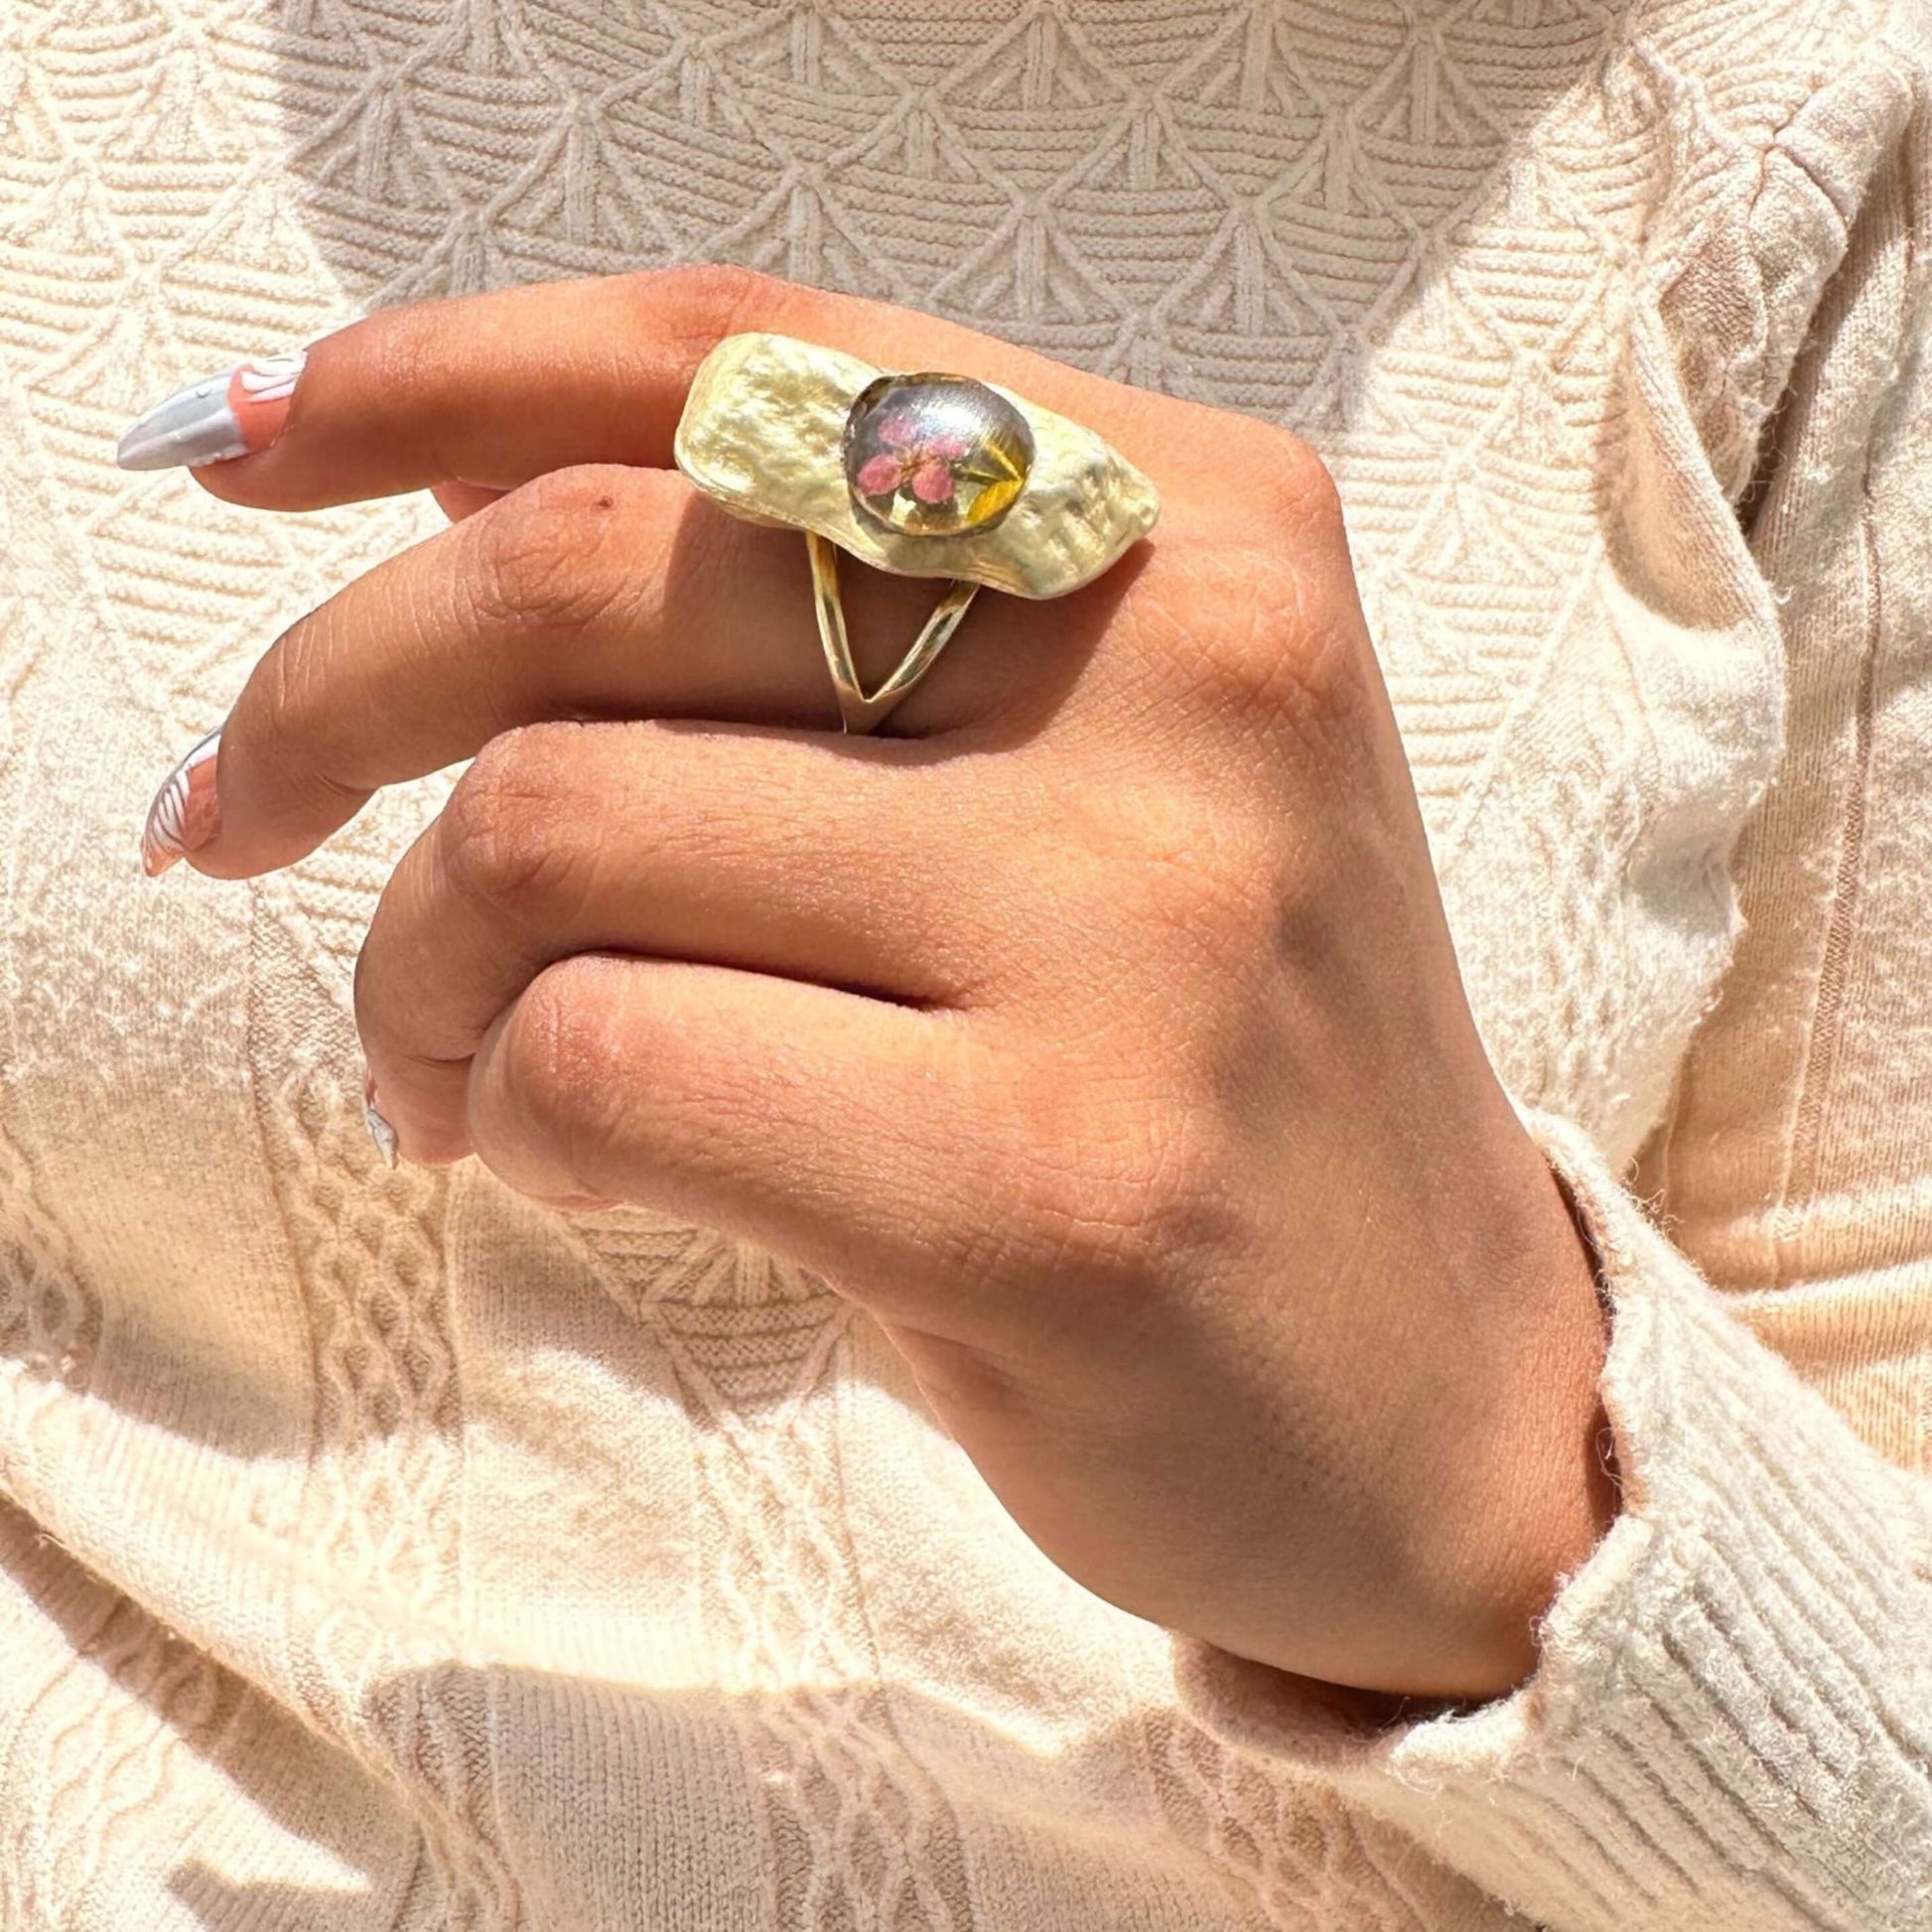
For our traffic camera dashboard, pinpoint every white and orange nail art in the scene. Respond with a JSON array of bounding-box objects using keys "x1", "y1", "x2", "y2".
[
  {"x1": 116, "y1": 349, "x2": 307, "y2": 471},
  {"x1": 141, "y1": 728, "x2": 221, "y2": 877}
]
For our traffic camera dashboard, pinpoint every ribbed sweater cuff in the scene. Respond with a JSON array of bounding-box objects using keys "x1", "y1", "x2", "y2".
[{"x1": 1171, "y1": 1108, "x2": 1932, "y2": 1931}]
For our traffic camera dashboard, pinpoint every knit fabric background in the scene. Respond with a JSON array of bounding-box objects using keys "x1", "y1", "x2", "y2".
[{"x1": 1, "y1": 1, "x2": 1930, "y2": 1927}]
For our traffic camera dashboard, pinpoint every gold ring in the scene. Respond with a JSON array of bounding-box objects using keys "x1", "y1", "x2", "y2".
[{"x1": 673, "y1": 334, "x2": 1161, "y2": 734}]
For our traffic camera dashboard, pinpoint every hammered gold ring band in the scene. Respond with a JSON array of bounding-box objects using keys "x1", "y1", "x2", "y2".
[{"x1": 673, "y1": 334, "x2": 1162, "y2": 734}]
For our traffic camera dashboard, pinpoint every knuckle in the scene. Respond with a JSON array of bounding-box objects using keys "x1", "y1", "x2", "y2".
[
  {"x1": 502, "y1": 961, "x2": 588, "y2": 1118},
  {"x1": 252, "y1": 620, "x2": 326, "y2": 758},
  {"x1": 1114, "y1": 1116, "x2": 1245, "y2": 1273},
  {"x1": 624, "y1": 262, "x2": 842, "y2": 362},
  {"x1": 243, "y1": 616, "x2": 366, "y2": 812},
  {"x1": 1239, "y1": 439, "x2": 1361, "y2": 714},
  {"x1": 648, "y1": 261, "x2": 784, "y2": 344},
  {"x1": 357, "y1": 308, "x2": 446, "y2": 425},
  {"x1": 949, "y1": 1058, "x2": 1241, "y2": 1297},
  {"x1": 1104, "y1": 873, "x2": 1298, "y2": 1049},
  {"x1": 440, "y1": 730, "x2": 592, "y2": 926},
  {"x1": 497, "y1": 957, "x2": 634, "y2": 1164},
  {"x1": 1037, "y1": 783, "x2": 1309, "y2": 1000},
  {"x1": 1109, "y1": 782, "x2": 1234, "y2": 883},
  {"x1": 501, "y1": 954, "x2": 652, "y2": 1167},
  {"x1": 1248, "y1": 422, "x2": 1344, "y2": 540},
  {"x1": 624, "y1": 263, "x2": 870, "y2": 373},
  {"x1": 465, "y1": 466, "x2": 641, "y2": 634},
  {"x1": 1076, "y1": 792, "x2": 1250, "y2": 955},
  {"x1": 1016, "y1": 1100, "x2": 1242, "y2": 1294},
  {"x1": 1133, "y1": 827, "x2": 1280, "y2": 961},
  {"x1": 1183, "y1": 550, "x2": 1365, "y2": 735}
]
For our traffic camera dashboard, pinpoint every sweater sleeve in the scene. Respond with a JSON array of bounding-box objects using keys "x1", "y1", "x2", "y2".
[
  {"x1": 1175, "y1": 1106, "x2": 1932, "y2": 1930},
  {"x1": 1170, "y1": 60, "x2": 1932, "y2": 1932}
]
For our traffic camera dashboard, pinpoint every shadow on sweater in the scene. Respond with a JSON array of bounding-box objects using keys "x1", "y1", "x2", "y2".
[
  {"x1": 256, "y1": 0, "x2": 1613, "y2": 433},
  {"x1": 158, "y1": 1657, "x2": 1472, "y2": 1931},
  {"x1": 2, "y1": 1361, "x2": 1451, "y2": 1926}
]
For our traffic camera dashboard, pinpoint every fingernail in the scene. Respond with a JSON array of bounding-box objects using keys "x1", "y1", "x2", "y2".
[
  {"x1": 362, "y1": 1068, "x2": 400, "y2": 1170},
  {"x1": 116, "y1": 348, "x2": 307, "y2": 471},
  {"x1": 141, "y1": 728, "x2": 222, "y2": 877}
]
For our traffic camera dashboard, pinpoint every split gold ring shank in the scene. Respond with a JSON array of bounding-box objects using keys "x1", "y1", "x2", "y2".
[{"x1": 673, "y1": 333, "x2": 1162, "y2": 734}]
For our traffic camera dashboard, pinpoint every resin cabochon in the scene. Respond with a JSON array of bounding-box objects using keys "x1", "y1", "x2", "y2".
[
  {"x1": 673, "y1": 333, "x2": 1161, "y2": 599},
  {"x1": 843, "y1": 372, "x2": 1035, "y2": 537}
]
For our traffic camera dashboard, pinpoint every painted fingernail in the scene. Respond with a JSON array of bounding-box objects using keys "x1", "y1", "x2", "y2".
[
  {"x1": 141, "y1": 728, "x2": 222, "y2": 877},
  {"x1": 362, "y1": 1068, "x2": 400, "y2": 1170},
  {"x1": 116, "y1": 348, "x2": 307, "y2": 471}
]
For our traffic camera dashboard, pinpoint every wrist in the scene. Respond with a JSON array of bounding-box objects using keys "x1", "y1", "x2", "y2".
[
  {"x1": 1431, "y1": 1157, "x2": 1620, "y2": 1697},
  {"x1": 1358, "y1": 1143, "x2": 1619, "y2": 1702}
]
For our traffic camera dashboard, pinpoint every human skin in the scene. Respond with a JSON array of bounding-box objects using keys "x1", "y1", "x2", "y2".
[{"x1": 132, "y1": 266, "x2": 1618, "y2": 1703}]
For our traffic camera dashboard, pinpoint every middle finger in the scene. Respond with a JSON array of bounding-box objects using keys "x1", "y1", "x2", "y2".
[{"x1": 168, "y1": 461, "x2": 1122, "y2": 881}]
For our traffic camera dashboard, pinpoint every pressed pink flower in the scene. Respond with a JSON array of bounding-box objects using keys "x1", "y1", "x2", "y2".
[
  {"x1": 911, "y1": 459, "x2": 954, "y2": 502},
  {"x1": 856, "y1": 412, "x2": 973, "y2": 508}
]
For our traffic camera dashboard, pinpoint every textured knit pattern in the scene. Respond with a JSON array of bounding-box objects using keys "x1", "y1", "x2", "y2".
[{"x1": 1, "y1": 2, "x2": 1930, "y2": 1927}]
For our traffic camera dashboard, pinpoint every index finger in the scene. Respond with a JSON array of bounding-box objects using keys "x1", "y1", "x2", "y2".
[{"x1": 114, "y1": 265, "x2": 1170, "y2": 511}]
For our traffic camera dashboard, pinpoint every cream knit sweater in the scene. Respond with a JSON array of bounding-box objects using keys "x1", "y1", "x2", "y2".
[{"x1": 2, "y1": 1, "x2": 1930, "y2": 1926}]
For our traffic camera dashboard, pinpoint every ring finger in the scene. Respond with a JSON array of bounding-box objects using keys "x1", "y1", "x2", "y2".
[{"x1": 356, "y1": 719, "x2": 992, "y2": 1163}]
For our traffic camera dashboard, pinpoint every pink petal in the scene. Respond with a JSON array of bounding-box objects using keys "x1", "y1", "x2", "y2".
[
  {"x1": 856, "y1": 454, "x2": 903, "y2": 496},
  {"x1": 877, "y1": 412, "x2": 917, "y2": 449},
  {"x1": 911, "y1": 459, "x2": 955, "y2": 504},
  {"x1": 926, "y1": 433, "x2": 971, "y2": 461}
]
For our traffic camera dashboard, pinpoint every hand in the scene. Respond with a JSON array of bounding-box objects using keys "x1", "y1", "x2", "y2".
[{"x1": 138, "y1": 267, "x2": 1617, "y2": 1700}]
